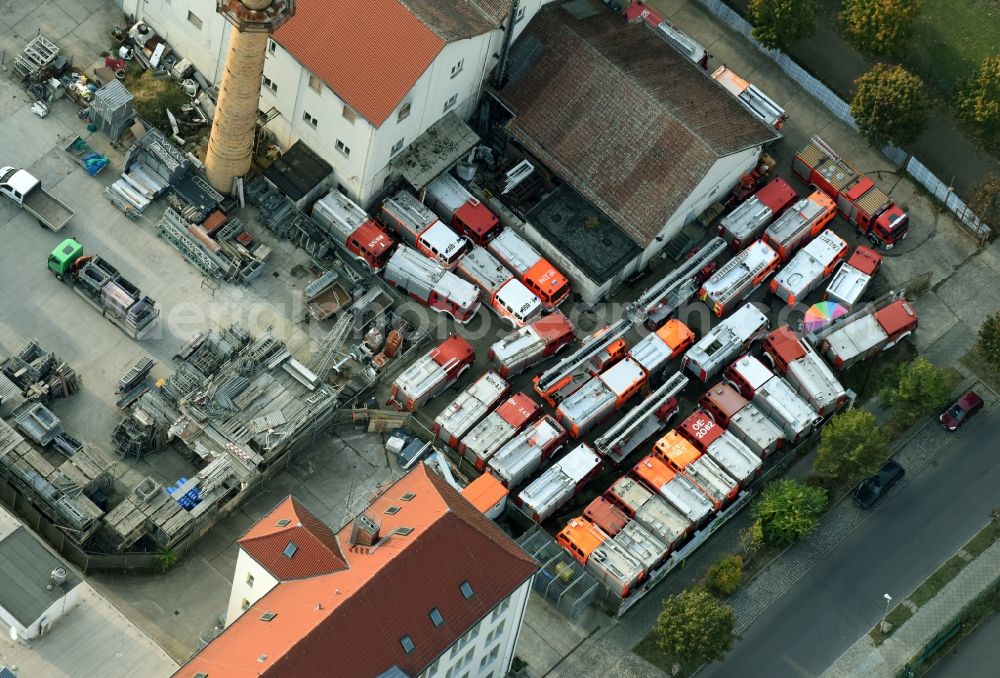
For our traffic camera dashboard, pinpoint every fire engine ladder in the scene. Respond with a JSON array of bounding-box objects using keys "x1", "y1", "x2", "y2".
[
  {"x1": 633, "y1": 237, "x2": 728, "y2": 322},
  {"x1": 594, "y1": 373, "x2": 688, "y2": 458},
  {"x1": 534, "y1": 319, "x2": 631, "y2": 393},
  {"x1": 810, "y1": 136, "x2": 842, "y2": 165}
]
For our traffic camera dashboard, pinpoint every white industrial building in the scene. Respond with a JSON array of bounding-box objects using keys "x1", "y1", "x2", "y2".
[
  {"x1": 183, "y1": 464, "x2": 538, "y2": 678},
  {"x1": 488, "y1": 0, "x2": 781, "y2": 304},
  {"x1": 119, "y1": 0, "x2": 552, "y2": 206}
]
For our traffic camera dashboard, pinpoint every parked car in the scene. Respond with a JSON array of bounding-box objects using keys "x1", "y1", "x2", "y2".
[
  {"x1": 939, "y1": 391, "x2": 984, "y2": 431},
  {"x1": 853, "y1": 460, "x2": 905, "y2": 509}
]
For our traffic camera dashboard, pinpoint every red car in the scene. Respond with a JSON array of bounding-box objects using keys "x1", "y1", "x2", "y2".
[{"x1": 939, "y1": 391, "x2": 984, "y2": 431}]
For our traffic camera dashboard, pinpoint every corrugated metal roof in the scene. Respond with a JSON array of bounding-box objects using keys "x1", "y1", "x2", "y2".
[{"x1": 496, "y1": 1, "x2": 779, "y2": 247}]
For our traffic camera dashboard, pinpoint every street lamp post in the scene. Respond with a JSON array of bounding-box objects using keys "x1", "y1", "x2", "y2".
[{"x1": 881, "y1": 593, "x2": 893, "y2": 633}]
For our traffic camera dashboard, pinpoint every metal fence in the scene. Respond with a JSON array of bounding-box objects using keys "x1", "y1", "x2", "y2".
[
  {"x1": 694, "y1": 0, "x2": 992, "y2": 246},
  {"x1": 518, "y1": 525, "x2": 600, "y2": 619}
]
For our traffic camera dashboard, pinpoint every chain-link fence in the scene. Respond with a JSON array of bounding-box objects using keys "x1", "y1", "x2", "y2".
[
  {"x1": 694, "y1": 0, "x2": 992, "y2": 246},
  {"x1": 518, "y1": 525, "x2": 600, "y2": 620}
]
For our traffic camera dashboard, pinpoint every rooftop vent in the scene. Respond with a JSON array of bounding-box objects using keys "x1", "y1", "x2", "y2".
[
  {"x1": 350, "y1": 512, "x2": 380, "y2": 547},
  {"x1": 283, "y1": 541, "x2": 298, "y2": 558},
  {"x1": 259, "y1": 612, "x2": 277, "y2": 622}
]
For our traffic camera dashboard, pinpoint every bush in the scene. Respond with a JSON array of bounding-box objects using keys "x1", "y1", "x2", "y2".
[
  {"x1": 978, "y1": 312, "x2": 1000, "y2": 368},
  {"x1": 753, "y1": 480, "x2": 828, "y2": 547},
  {"x1": 851, "y1": 64, "x2": 930, "y2": 148},
  {"x1": 748, "y1": 0, "x2": 816, "y2": 51},
  {"x1": 957, "y1": 55, "x2": 1000, "y2": 133},
  {"x1": 653, "y1": 588, "x2": 736, "y2": 664},
  {"x1": 815, "y1": 409, "x2": 890, "y2": 484},
  {"x1": 707, "y1": 555, "x2": 744, "y2": 596},
  {"x1": 840, "y1": 0, "x2": 923, "y2": 58},
  {"x1": 739, "y1": 519, "x2": 765, "y2": 564}
]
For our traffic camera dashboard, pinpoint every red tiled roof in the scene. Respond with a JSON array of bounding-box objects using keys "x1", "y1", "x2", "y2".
[
  {"x1": 237, "y1": 497, "x2": 347, "y2": 581},
  {"x1": 178, "y1": 465, "x2": 538, "y2": 678},
  {"x1": 274, "y1": 0, "x2": 445, "y2": 127}
]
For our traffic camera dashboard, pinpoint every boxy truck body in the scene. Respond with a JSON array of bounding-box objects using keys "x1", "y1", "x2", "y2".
[
  {"x1": 488, "y1": 415, "x2": 568, "y2": 489},
  {"x1": 380, "y1": 190, "x2": 468, "y2": 269},
  {"x1": 432, "y1": 370, "x2": 509, "y2": 449},
  {"x1": 311, "y1": 189, "x2": 395, "y2": 271},
  {"x1": 460, "y1": 392, "x2": 541, "y2": 470},
  {"x1": 763, "y1": 191, "x2": 837, "y2": 262},
  {"x1": 770, "y1": 229, "x2": 849, "y2": 305},
  {"x1": 489, "y1": 310, "x2": 575, "y2": 378},
  {"x1": 821, "y1": 299, "x2": 918, "y2": 369},
  {"x1": 632, "y1": 455, "x2": 715, "y2": 526},
  {"x1": 825, "y1": 245, "x2": 882, "y2": 309},
  {"x1": 718, "y1": 177, "x2": 798, "y2": 250},
  {"x1": 763, "y1": 326, "x2": 847, "y2": 416},
  {"x1": 683, "y1": 303, "x2": 770, "y2": 381},
  {"x1": 517, "y1": 444, "x2": 603, "y2": 522},
  {"x1": 383, "y1": 245, "x2": 481, "y2": 322},
  {"x1": 388, "y1": 335, "x2": 475, "y2": 411},
  {"x1": 699, "y1": 240, "x2": 781, "y2": 317},
  {"x1": 456, "y1": 246, "x2": 542, "y2": 327},
  {"x1": 424, "y1": 173, "x2": 501, "y2": 245},
  {"x1": 487, "y1": 228, "x2": 570, "y2": 308}
]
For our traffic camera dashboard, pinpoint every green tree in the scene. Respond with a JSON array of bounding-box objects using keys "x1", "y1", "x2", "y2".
[
  {"x1": 815, "y1": 408, "x2": 890, "y2": 484},
  {"x1": 739, "y1": 519, "x2": 765, "y2": 564},
  {"x1": 850, "y1": 64, "x2": 930, "y2": 147},
  {"x1": 748, "y1": 0, "x2": 817, "y2": 51},
  {"x1": 840, "y1": 0, "x2": 923, "y2": 57},
  {"x1": 653, "y1": 589, "x2": 736, "y2": 663},
  {"x1": 753, "y1": 480, "x2": 828, "y2": 547},
  {"x1": 957, "y1": 55, "x2": 1000, "y2": 132},
  {"x1": 969, "y1": 175, "x2": 1000, "y2": 227},
  {"x1": 979, "y1": 312, "x2": 1000, "y2": 368},
  {"x1": 706, "y1": 555, "x2": 744, "y2": 596},
  {"x1": 888, "y1": 357, "x2": 953, "y2": 421}
]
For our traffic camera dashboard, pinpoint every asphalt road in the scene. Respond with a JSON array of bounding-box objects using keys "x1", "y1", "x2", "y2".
[
  {"x1": 700, "y1": 404, "x2": 1000, "y2": 678},
  {"x1": 926, "y1": 612, "x2": 1000, "y2": 677}
]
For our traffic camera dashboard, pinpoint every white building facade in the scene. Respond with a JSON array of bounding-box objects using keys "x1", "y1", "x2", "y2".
[
  {"x1": 119, "y1": 0, "x2": 552, "y2": 207},
  {"x1": 223, "y1": 547, "x2": 279, "y2": 626}
]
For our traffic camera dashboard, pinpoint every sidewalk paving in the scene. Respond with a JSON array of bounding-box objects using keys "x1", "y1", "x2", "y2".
[{"x1": 823, "y1": 539, "x2": 1000, "y2": 677}]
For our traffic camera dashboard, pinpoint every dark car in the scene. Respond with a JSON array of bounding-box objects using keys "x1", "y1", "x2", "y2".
[
  {"x1": 939, "y1": 391, "x2": 984, "y2": 431},
  {"x1": 853, "y1": 460, "x2": 906, "y2": 509}
]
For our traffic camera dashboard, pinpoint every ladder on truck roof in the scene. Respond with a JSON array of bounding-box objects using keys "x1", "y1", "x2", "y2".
[
  {"x1": 595, "y1": 373, "x2": 688, "y2": 459},
  {"x1": 535, "y1": 319, "x2": 631, "y2": 393},
  {"x1": 808, "y1": 136, "x2": 858, "y2": 177},
  {"x1": 635, "y1": 237, "x2": 728, "y2": 321}
]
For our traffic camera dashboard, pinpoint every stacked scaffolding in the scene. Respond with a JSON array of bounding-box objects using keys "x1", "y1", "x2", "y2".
[
  {"x1": 0, "y1": 418, "x2": 112, "y2": 544},
  {"x1": 91, "y1": 80, "x2": 135, "y2": 141},
  {"x1": 106, "y1": 325, "x2": 341, "y2": 549},
  {"x1": 1, "y1": 339, "x2": 81, "y2": 402}
]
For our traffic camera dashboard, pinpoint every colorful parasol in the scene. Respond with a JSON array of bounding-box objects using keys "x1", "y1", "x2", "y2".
[{"x1": 803, "y1": 301, "x2": 848, "y2": 333}]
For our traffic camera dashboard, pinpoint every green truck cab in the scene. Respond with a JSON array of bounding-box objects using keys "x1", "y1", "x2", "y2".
[{"x1": 48, "y1": 238, "x2": 85, "y2": 278}]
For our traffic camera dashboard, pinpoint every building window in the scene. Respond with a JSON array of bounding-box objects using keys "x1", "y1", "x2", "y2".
[
  {"x1": 460, "y1": 580, "x2": 474, "y2": 599},
  {"x1": 398, "y1": 102, "x2": 411, "y2": 123},
  {"x1": 480, "y1": 644, "x2": 501, "y2": 670},
  {"x1": 515, "y1": 6, "x2": 526, "y2": 22},
  {"x1": 187, "y1": 11, "x2": 203, "y2": 29},
  {"x1": 429, "y1": 607, "x2": 444, "y2": 627},
  {"x1": 391, "y1": 138, "x2": 404, "y2": 157},
  {"x1": 246, "y1": 572, "x2": 255, "y2": 588},
  {"x1": 309, "y1": 74, "x2": 322, "y2": 93},
  {"x1": 400, "y1": 634, "x2": 415, "y2": 654},
  {"x1": 303, "y1": 111, "x2": 318, "y2": 128},
  {"x1": 336, "y1": 139, "x2": 351, "y2": 157},
  {"x1": 342, "y1": 105, "x2": 356, "y2": 123},
  {"x1": 443, "y1": 94, "x2": 458, "y2": 113},
  {"x1": 241, "y1": 598, "x2": 250, "y2": 611},
  {"x1": 268, "y1": 39, "x2": 276, "y2": 54},
  {"x1": 262, "y1": 76, "x2": 277, "y2": 94},
  {"x1": 450, "y1": 59, "x2": 464, "y2": 78},
  {"x1": 491, "y1": 598, "x2": 510, "y2": 622}
]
